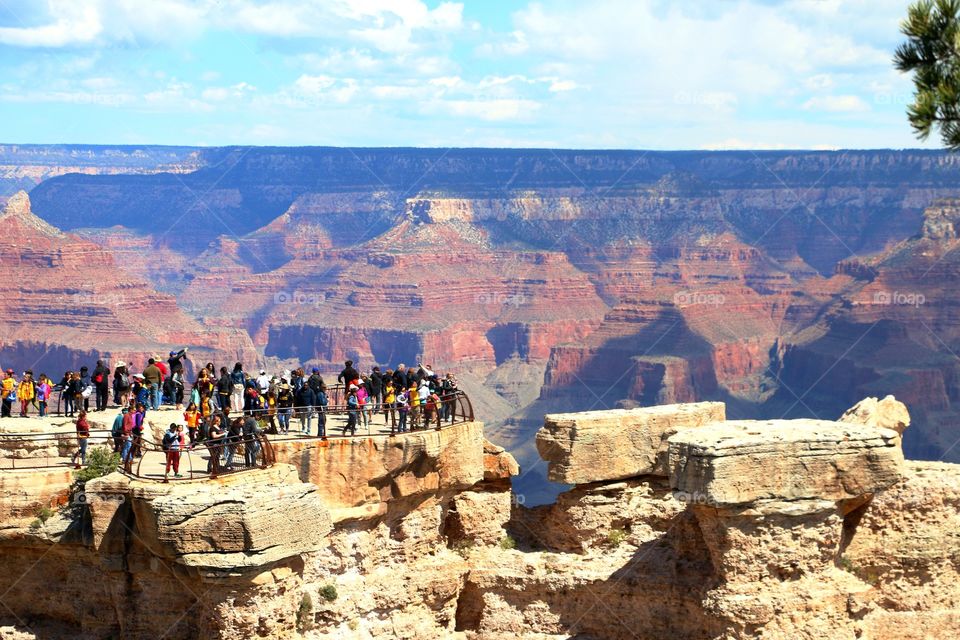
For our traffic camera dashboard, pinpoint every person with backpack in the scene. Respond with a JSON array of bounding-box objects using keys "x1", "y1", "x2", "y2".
[
  {"x1": 78, "y1": 366, "x2": 93, "y2": 412},
  {"x1": 16, "y1": 371, "x2": 34, "y2": 417},
  {"x1": 71, "y1": 410, "x2": 90, "y2": 468},
  {"x1": 92, "y1": 360, "x2": 109, "y2": 411},
  {"x1": 162, "y1": 423, "x2": 185, "y2": 482},
  {"x1": 142, "y1": 359, "x2": 163, "y2": 411},
  {"x1": 113, "y1": 361, "x2": 130, "y2": 407}
]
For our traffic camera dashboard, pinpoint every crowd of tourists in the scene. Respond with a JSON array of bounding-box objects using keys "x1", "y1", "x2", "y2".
[{"x1": 2, "y1": 351, "x2": 462, "y2": 481}]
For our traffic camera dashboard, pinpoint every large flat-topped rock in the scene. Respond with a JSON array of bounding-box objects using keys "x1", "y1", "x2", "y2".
[
  {"x1": 668, "y1": 419, "x2": 904, "y2": 507},
  {"x1": 536, "y1": 402, "x2": 726, "y2": 484}
]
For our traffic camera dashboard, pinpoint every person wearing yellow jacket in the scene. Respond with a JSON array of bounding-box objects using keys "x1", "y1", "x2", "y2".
[
  {"x1": 1, "y1": 369, "x2": 16, "y2": 418},
  {"x1": 17, "y1": 372, "x2": 35, "y2": 417}
]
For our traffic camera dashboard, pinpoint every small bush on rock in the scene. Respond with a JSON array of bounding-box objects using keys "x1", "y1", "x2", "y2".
[{"x1": 319, "y1": 584, "x2": 338, "y2": 602}]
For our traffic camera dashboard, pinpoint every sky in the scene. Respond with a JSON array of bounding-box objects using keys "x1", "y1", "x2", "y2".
[{"x1": 0, "y1": 0, "x2": 939, "y2": 149}]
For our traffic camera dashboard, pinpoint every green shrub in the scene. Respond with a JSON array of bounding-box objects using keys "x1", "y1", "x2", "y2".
[
  {"x1": 74, "y1": 447, "x2": 121, "y2": 485},
  {"x1": 606, "y1": 528, "x2": 627, "y2": 547},
  {"x1": 499, "y1": 535, "x2": 517, "y2": 550},
  {"x1": 36, "y1": 506, "x2": 54, "y2": 523},
  {"x1": 452, "y1": 538, "x2": 475, "y2": 558},
  {"x1": 296, "y1": 593, "x2": 314, "y2": 633},
  {"x1": 29, "y1": 519, "x2": 41, "y2": 531},
  {"x1": 319, "y1": 584, "x2": 338, "y2": 602}
]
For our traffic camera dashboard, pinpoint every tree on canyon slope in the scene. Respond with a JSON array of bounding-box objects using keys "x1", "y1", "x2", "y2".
[{"x1": 896, "y1": 0, "x2": 960, "y2": 149}]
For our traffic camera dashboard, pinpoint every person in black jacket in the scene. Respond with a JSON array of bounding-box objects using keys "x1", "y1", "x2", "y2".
[
  {"x1": 393, "y1": 364, "x2": 409, "y2": 390},
  {"x1": 368, "y1": 366, "x2": 383, "y2": 412},
  {"x1": 91, "y1": 360, "x2": 110, "y2": 411},
  {"x1": 216, "y1": 367, "x2": 232, "y2": 419},
  {"x1": 337, "y1": 360, "x2": 359, "y2": 385},
  {"x1": 167, "y1": 348, "x2": 188, "y2": 376}
]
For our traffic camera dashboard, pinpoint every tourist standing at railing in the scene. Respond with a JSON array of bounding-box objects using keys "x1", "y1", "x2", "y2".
[
  {"x1": 356, "y1": 379, "x2": 370, "y2": 429},
  {"x1": 113, "y1": 361, "x2": 131, "y2": 407},
  {"x1": 216, "y1": 367, "x2": 232, "y2": 419},
  {"x1": 162, "y1": 423, "x2": 185, "y2": 482},
  {"x1": 338, "y1": 360, "x2": 359, "y2": 387},
  {"x1": 369, "y1": 367, "x2": 383, "y2": 413},
  {"x1": 64, "y1": 371, "x2": 82, "y2": 417},
  {"x1": 169, "y1": 369, "x2": 185, "y2": 411},
  {"x1": 206, "y1": 417, "x2": 225, "y2": 473},
  {"x1": 296, "y1": 378, "x2": 315, "y2": 435},
  {"x1": 111, "y1": 408, "x2": 126, "y2": 452},
  {"x1": 316, "y1": 384, "x2": 328, "y2": 438},
  {"x1": 230, "y1": 363, "x2": 245, "y2": 415},
  {"x1": 441, "y1": 373, "x2": 457, "y2": 422},
  {"x1": 132, "y1": 403, "x2": 146, "y2": 458},
  {"x1": 1, "y1": 369, "x2": 16, "y2": 418},
  {"x1": 121, "y1": 407, "x2": 136, "y2": 473},
  {"x1": 142, "y1": 359, "x2": 162, "y2": 411},
  {"x1": 16, "y1": 371, "x2": 34, "y2": 417},
  {"x1": 79, "y1": 366, "x2": 93, "y2": 412},
  {"x1": 92, "y1": 360, "x2": 110, "y2": 412},
  {"x1": 36, "y1": 374, "x2": 51, "y2": 418},
  {"x1": 396, "y1": 388, "x2": 409, "y2": 433},
  {"x1": 276, "y1": 381, "x2": 293, "y2": 434},
  {"x1": 225, "y1": 418, "x2": 242, "y2": 470},
  {"x1": 71, "y1": 410, "x2": 90, "y2": 469},
  {"x1": 408, "y1": 381, "x2": 421, "y2": 430},
  {"x1": 184, "y1": 402, "x2": 200, "y2": 446},
  {"x1": 393, "y1": 364, "x2": 410, "y2": 391},
  {"x1": 417, "y1": 380, "x2": 431, "y2": 429},
  {"x1": 383, "y1": 379, "x2": 397, "y2": 431},
  {"x1": 345, "y1": 385, "x2": 359, "y2": 435},
  {"x1": 242, "y1": 415, "x2": 261, "y2": 467}
]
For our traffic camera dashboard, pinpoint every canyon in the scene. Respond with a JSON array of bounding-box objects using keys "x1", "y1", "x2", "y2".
[{"x1": 3, "y1": 146, "x2": 960, "y2": 502}]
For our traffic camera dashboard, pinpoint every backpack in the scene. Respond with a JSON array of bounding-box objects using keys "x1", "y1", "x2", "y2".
[
  {"x1": 93, "y1": 373, "x2": 103, "y2": 384},
  {"x1": 317, "y1": 391, "x2": 328, "y2": 407},
  {"x1": 161, "y1": 431, "x2": 176, "y2": 451}
]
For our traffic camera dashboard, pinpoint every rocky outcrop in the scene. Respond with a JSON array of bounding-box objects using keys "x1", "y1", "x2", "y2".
[
  {"x1": 839, "y1": 394, "x2": 911, "y2": 435},
  {"x1": 668, "y1": 419, "x2": 904, "y2": 506},
  {"x1": 536, "y1": 401, "x2": 725, "y2": 483}
]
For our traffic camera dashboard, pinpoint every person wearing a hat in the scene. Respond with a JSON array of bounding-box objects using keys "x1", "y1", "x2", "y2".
[
  {"x1": 257, "y1": 370, "x2": 270, "y2": 394},
  {"x1": 1, "y1": 369, "x2": 16, "y2": 418}
]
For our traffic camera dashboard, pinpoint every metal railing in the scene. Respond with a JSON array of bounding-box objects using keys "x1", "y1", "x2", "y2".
[
  {"x1": 128, "y1": 432, "x2": 275, "y2": 481},
  {"x1": 0, "y1": 429, "x2": 114, "y2": 470}
]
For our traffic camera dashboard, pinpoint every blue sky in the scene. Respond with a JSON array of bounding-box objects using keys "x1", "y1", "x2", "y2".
[{"x1": 0, "y1": 0, "x2": 937, "y2": 149}]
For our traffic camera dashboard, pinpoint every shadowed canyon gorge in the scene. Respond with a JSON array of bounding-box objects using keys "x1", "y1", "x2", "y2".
[{"x1": 4, "y1": 144, "x2": 960, "y2": 503}]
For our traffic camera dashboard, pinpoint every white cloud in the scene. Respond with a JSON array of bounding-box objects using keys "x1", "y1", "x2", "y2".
[
  {"x1": 801, "y1": 95, "x2": 870, "y2": 112},
  {"x1": 430, "y1": 98, "x2": 541, "y2": 122},
  {"x1": 0, "y1": 2, "x2": 102, "y2": 47},
  {"x1": 547, "y1": 79, "x2": 578, "y2": 93}
]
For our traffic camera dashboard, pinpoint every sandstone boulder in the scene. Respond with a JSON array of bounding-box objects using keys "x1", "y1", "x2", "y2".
[
  {"x1": 86, "y1": 464, "x2": 331, "y2": 569},
  {"x1": 483, "y1": 439, "x2": 520, "y2": 481},
  {"x1": 668, "y1": 419, "x2": 904, "y2": 507},
  {"x1": 536, "y1": 402, "x2": 725, "y2": 484},
  {"x1": 839, "y1": 394, "x2": 911, "y2": 436}
]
